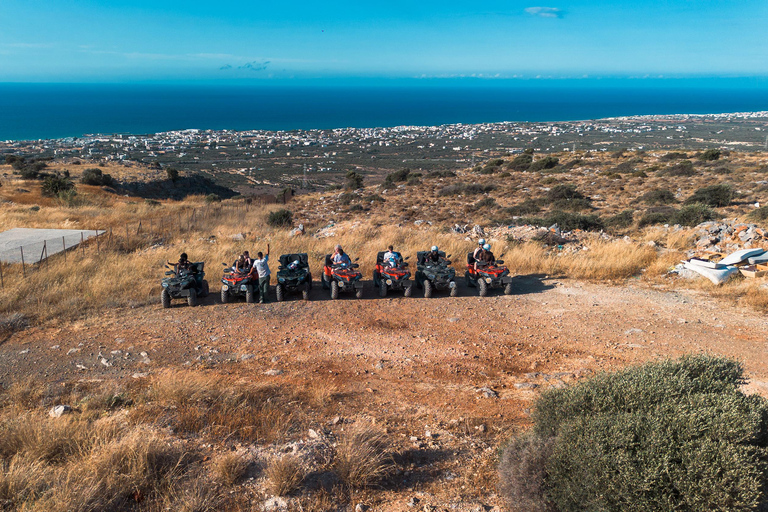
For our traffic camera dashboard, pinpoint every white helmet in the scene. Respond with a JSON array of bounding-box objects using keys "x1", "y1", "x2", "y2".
[
  {"x1": 483, "y1": 243, "x2": 491, "y2": 250},
  {"x1": 431, "y1": 245, "x2": 438, "y2": 251},
  {"x1": 478, "y1": 238, "x2": 486, "y2": 245}
]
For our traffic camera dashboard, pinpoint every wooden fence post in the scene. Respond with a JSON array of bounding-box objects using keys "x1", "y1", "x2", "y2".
[
  {"x1": 81, "y1": 232, "x2": 85, "y2": 256},
  {"x1": 62, "y1": 236, "x2": 67, "y2": 262},
  {"x1": 20, "y1": 247, "x2": 26, "y2": 278}
]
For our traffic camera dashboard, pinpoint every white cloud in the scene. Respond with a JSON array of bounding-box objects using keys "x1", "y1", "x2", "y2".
[{"x1": 524, "y1": 7, "x2": 562, "y2": 18}]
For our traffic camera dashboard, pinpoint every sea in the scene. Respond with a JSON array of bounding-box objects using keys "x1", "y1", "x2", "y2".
[{"x1": 1, "y1": 80, "x2": 768, "y2": 141}]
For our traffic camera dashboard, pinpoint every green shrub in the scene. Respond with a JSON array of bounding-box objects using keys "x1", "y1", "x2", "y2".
[
  {"x1": 684, "y1": 184, "x2": 733, "y2": 207},
  {"x1": 545, "y1": 185, "x2": 592, "y2": 211},
  {"x1": 529, "y1": 156, "x2": 560, "y2": 172},
  {"x1": 426, "y1": 170, "x2": 456, "y2": 178},
  {"x1": 523, "y1": 211, "x2": 603, "y2": 232},
  {"x1": 267, "y1": 209, "x2": 293, "y2": 227},
  {"x1": 661, "y1": 160, "x2": 696, "y2": 177},
  {"x1": 672, "y1": 203, "x2": 715, "y2": 226},
  {"x1": 472, "y1": 197, "x2": 497, "y2": 210},
  {"x1": 748, "y1": 206, "x2": 768, "y2": 222},
  {"x1": 639, "y1": 188, "x2": 677, "y2": 205},
  {"x1": 508, "y1": 154, "x2": 533, "y2": 171},
  {"x1": 345, "y1": 171, "x2": 364, "y2": 190},
  {"x1": 166, "y1": 167, "x2": 180, "y2": 182},
  {"x1": 41, "y1": 174, "x2": 74, "y2": 197},
  {"x1": 638, "y1": 206, "x2": 676, "y2": 227},
  {"x1": 81, "y1": 168, "x2": 115, "y2": 187},
  {"x1": 438, "y1": 183, "x2": 496, "y2": 196},
  {"x1": 204, "y1": 193, "x2": 221, "y2": 203},
  {"x1": 499, "y1": 356, "x2": 768, "y2": 512},
  {"x1": 659, "y1": 151, "x2": 688, "y2": 161},
  {"x1": 631, "y1": 170, "x2": 647, "y2": 178},
  {"x1": 384, "y1": 168, "x2": 411, "y2": 185},
  {"x1": 699, "y1": 148, "x2": 722, "y2": 161},
  {"x1": 338, "y1": 192, "x2": 356, "y2": 206},
  {"x1": 364, "y1": 194, "x2": 385, "y2": 203},
  {"x1": 604, "y1": 209, "x2": 634, "y2": 231},
  {"x1": 507, "y1": 199, "x2": 543, "y2": 217}
]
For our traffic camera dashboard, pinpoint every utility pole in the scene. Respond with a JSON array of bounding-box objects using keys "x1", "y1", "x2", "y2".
[
  {"x1": 303, "y1": 164, "x2": 307, "y2": 189},
  {"x1": 764, "y1": 134, "x2": 767, "y2": 151}
]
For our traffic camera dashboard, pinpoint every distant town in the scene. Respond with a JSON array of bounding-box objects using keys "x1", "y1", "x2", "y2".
[{"x1": 2, "y1": 111, "x2": 767, "y2": 192}]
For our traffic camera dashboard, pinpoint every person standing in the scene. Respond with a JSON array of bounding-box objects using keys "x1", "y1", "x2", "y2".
[{"x1": 254, "y1": 244, "x2": 271, "y2": 303}]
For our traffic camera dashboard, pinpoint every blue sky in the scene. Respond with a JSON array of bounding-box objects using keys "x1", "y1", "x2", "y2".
[{"x1": 1, "y1": 0, "x2": 766, "y2": 82}]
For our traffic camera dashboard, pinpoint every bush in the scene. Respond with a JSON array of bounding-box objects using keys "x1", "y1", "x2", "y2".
[
  {"x1": 685, "y1": 184, "x2": 733, "y2": 207},
  {"x1": 427, "y1": 170, "x2": 456, "y2": 178},
  {"x1": 604, "y1": 209, "x2": 634, "y2": 231},
  {"x1": 41, "y1": 174, "x2": 74, "y2": 197},
  {"x1": 639, "y1": 188, "x2": 676, "y2": 205},
  {"x1": 81, "y1": 168, "x2": 115, "y2": 187},
  {"x1": 472, "y1": 197, "x2": 497, "y2": 210},
  {"x1": 673, "y1": 203, "x2": 715, "y2": 226},
  {"x1": 638, "y1": 207, "x2": 676, "y2": 227},
  {"x1": 507, "y1": 199, "x2": 543, "y2": 217},
  {"x1": 508, "y1": 154, "x2": 533, "y2": 171},
  {"x1": 166, "y1": 167, "x2": 180, "y2": 182},
  {"x1": 749, "y1": 206, "x2": 768, "y2": 222},
  {"x1": 499, "y1": 356, "x2": 768, "y2": 512},
  {"x1": 204, "y1": 193, "x2": 221, "y2": 203},
  {"x1": 529, "y1": 156, "x2": 560, "y2": 172},
  {"x1": 545, "y1": 185, "x2": 592, "y2": 211},
  {"x1": 334, "y1": 427, "x2": 395, "y2": 489},
  {"x1": 267, "y1": 209, "x2": 293, "y2": 228},
  {"x1": 384, "y1": 168, "x2": 411, "y2": 185},
  {"x1": 345, "y1": 171, "x2": 364, "y2": 190},
  {"x1": 659, "y1": 151, "x2": 688, "y2": 161},
  {"x1": 699, "y1": 148, "x2": 722, "y2": 161},
  {"x1": 338, "y1": 192, "x2": 356, "y2": 206},
  {"x1": 266, "y1": 455, "x2": 304, "y2": 496},
  {"x1": 438, "y1": 183, "x2": 496, "y2": 196},
  {"x1": 523, "y1": 211, "x2": 603, "y2": 232},
  {"x1": 661, "y1": 160, "x2": 696, "y2": 177}
]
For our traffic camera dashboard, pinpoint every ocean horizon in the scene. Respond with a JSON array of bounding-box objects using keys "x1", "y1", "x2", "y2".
[{"x1": 2, "y1": 81, "x2": 768, "y2": 142}]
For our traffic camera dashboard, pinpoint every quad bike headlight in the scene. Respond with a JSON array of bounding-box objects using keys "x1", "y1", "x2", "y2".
[
  {"x1": 449, "y1": 281, "x2": 457, "y2": 288},
  {"x1": 278, "y1": 277, "x2": 285, "y2": 283},
  {"x1": 240, "y1": 285, "x2": 247, "y2": 291},
  {"x1": 162, "y1": 282, "x2": 169, "y2": 288},
  {"x1": 485, "y1": 277, "x2": 492, "y2": 284},
  {"x1": 386, "y1": 279, "x2": 393, "y2": 285},
  {"x1": 221, "y1": 284, "x2": 228, "y2": 291}
]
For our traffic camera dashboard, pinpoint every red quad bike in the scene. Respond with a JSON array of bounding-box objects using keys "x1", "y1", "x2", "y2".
[
  {"x1": 373, "y1": 252, "x2": 412, "y2": 297},
  {"x1": 465, "y1": 252, "x2": 513, "y2": 297},
  {"x1": 220, "y1": 263, "x2": 256, "y2": 303},
  {"x1": 322, "y1": 255, "x2": 364, "y2": 299}
]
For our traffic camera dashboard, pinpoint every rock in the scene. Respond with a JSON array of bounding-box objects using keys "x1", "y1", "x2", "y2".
[
  {"x1": 477, "y1": 424, "x2": 487, "y2": 433},
  {"x1": 264, "y1": 369, "x2": 284, "y2": 376},
  {"x1": 132, "y1": 372, "x2": 149, "y2": 379},
  {"x1": 476, "y1": 387, "x2": 499, "y2": 398},
  {"x1": 308, "y1": 429, "x2": 320, "y2": 439},
  {"x1": 290, "y1": 224, "x2": 305, "y2": 236},
  {"x1": 100, "y1": 358, "x2": 112, "y2": 367},
  {"x1": 241, "y1": 354, "x2": 255, "y2": 361},
  {"x1": 263, "y1": 496, "x2": 288, "y2": 511},
  {"x1": 473, "y1": 225, "x2": 485, "y2": 236},
  {"x1": 331, "y1": 416, "x2": 343, "y2": 425},
  {"x1": 18, "y1": 349, "x2": 29, "y2": 355},
  {"x1": 355, "y1": 504, "x2": 369, "y2": 512},
  {"x1": 49, "y1": 405, "x2": 72, "y2": 418},
  {"x1": 407, "y1": 496, "x2": 421, "y2": 508},
  {"x1": 414, "y1": 220, "x2": 425, "y2": 226},
  {"x1": 231, "y1": 232, "x2": 246, "y2": 241},
  {"x1": 514, "y1": 382, "x2": 538, "y2": 390}
]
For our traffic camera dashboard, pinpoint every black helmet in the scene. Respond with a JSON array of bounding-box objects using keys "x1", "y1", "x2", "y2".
[{"x1": 180, "y1": 252, "x2": 188, "y2": 261}]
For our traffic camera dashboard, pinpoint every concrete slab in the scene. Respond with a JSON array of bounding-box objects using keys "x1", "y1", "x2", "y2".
[{"x1": 0, "y1": 228, "x2": 105, "y2": 264}]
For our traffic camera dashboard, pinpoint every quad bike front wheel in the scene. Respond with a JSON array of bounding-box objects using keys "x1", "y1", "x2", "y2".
[
  {"x1": 276, "y1": 284, "x2": 285, "y2": 302},
  {"x1": 355, "y1": 286, "x2": 364, "y2": 299},
  {"x1": 188, "y1": 288, "x2": 198, "y2": 307},
  {"x1": 201, "y1": 280, "x2": 209, "y2": 297},
  {"x1": 379, "y1": 282, "x2": 388, "y2": 298},
  {"x1": 221, "y1": 287, "x2": 229, "y2": 304},
  {"x1": 161, "y1": 289, "x2": 171, "y2": 309},
  {"x1": 465, "y1": 271, "x2": 472, "y2": 287},
  {"x1": 450, "y1": 282, "x2": 458, "y2": 297},
  {"x1": 423, "y1": 279, "x2": 433, "y2": 298},
  {"x1": 404, "y1": 283, "x2": 412, "y2": 297},
  {"x1": 478, "y1": 279, "x2": 488, "y2": 297},
  {"x1": 504, "y1": 282, "x2": 513, "y2": 295},
  {"x1": 302, "y1": 281, "x2": 311, "y2": 301},
  {"x1": 321, "y1": 273, "x2": 329, "y2": 290},
  {"x1": 330, "y1": 281, "x2": 339, "y2": 300},
  {"x1": 245, "y1": 285, "x2": 255, "y2": 304}
]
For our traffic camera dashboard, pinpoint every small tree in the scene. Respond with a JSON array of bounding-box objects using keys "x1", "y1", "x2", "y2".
[
  {"x1": 41, "y1": 174, "x2": 75, "y2": 197},
  {"x1": 166, "y1": 167, "x2": 180, "y2": 183},
  {"x1": 699, "y1": 148, "x2": 722, "y2": 161},
  {"x1": 81, "y1": 168, "x2": 115, "y2": 186},
  {"x1": 685, "y1": 184, "x2": 733, "y2": 207},
  {"x1": 267, "y1": 209, "x2": 293, "y2": 227},
  {"x1": 345, "y1": 171, "x2": 364, "y2": 190}
]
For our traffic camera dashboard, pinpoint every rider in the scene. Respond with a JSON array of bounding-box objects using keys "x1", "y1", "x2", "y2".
[
  {"x1": 332, "y1": 244, "x2": 352, "y2": 266},
  {"x1": 475, "y1": 243, "x2": 496, "y2": 271},
  {"x1": 234, "y1": 254, "x2": 248, "y2": 273},
  {"x1": 472, "y1": 238, "x2": 486, "y2": 261},
  {"x1": 168, "y1": 252, "x2": 193, "y2": 272},
  {"x1": 426, "y1": 245, "x2": 444, "y2": 264},
  {"x1": 382, "y1": 245, "x2": 402, "y2": 268}
]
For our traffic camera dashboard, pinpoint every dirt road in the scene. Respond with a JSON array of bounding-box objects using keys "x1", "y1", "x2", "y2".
[{"x1": 3, "y1": 275, "x2": 768, "y2": 509}]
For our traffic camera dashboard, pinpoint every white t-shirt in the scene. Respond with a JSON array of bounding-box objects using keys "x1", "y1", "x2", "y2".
[{"x1": 253, "y1": 255, "x2": 270, "y2": 277}]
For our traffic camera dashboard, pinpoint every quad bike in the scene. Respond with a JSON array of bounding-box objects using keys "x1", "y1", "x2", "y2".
[
  {"x1": 161, "y1": 262, "x2": 209, "y2": 308},
  {"x1": 276, "y1": 253, "x2": 312, "y2": 301},
  {"x1": 373, "y1": 251, "x2": 412, "y2": 297},
  {"x1": 465, "y1": 252, "x2": 513, "y2": 296},
  {"x1": 321, "y1": 254, "x2": 364, "y2": 299},
  {"x1": 220, "y1": 263, "x2": 256, "y2": 303},
  {"x1": 415, "y1": 250, "x2": 457, "y2": 298}
]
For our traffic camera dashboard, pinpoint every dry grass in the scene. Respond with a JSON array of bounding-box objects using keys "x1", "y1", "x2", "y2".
[
  {"x1": 213, "y1": 452, "x2": 248, "y2": 486},
  {"x1": 266, "y1": 455, "x2": 304, "y2": 496},
  {"x1": 333, "y1": 426, "x2": 396, "y2": 489}
]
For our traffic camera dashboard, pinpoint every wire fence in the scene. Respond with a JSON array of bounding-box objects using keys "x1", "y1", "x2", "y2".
[{"x1": 0, "y1": 201, "x2": 267, "y2": 288}]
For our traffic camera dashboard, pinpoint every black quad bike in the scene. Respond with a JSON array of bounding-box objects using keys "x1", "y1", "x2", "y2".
[
  {"x1": 161, "y1": 262, "x2": 209, "y2": 308},
  {"x1": 322, "y1": 255, "x2": 364, "y2": 299},
  {"x1": 373, "y1": 251, "x2": 412, "y2": 297},
  {"x1": 415, "y1": 251, "x2": 457, "y2": 298},
  {"x1": 220, "y1": 263, "x2": 256, "y2": 303},
  {"x1": 276, "y1": 253, "x2": 312, "y2": 301},
  {"x1": 465, "y1": 252, "x2": 513, "y2": 296}
]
